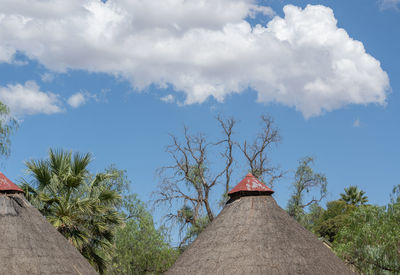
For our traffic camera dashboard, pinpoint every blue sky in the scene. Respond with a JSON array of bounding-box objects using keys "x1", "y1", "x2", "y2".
[{"x1": 0, "y1": 0, "x2": 399, "y2": 224}]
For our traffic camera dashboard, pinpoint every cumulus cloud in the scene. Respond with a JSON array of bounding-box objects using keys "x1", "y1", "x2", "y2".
[
  {"x1": 160, "y1": 94, "x2": 175, "y2": 103},
  {"x1": 67, "y1": 92, "x2": 87, "y2": 108},
  {"x1": 0, "y1": 1, "x2": 390, "y2": 117},
  {"x1": 41, "y1": 72, "x2": 54, "y2": 82},
  {"x1": 379, "y1": 0, "x2": 400, "y2": 10},
  {"x1": 0, "y1": 81, "x2": 63, "y2": 115},
  {"x1": 353, "y1": 118, "x2": 361, "y2": 127}
]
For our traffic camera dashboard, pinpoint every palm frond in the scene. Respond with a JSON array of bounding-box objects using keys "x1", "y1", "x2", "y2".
[
  {"x1": 90, "y1": 172, "x2": 117, "y2": 189},
  {"x1": 25, "y1": 159, "x2": 51, "y2": 190},
  {"x1": 97, "y1": 189, "x2": 122, "y2": 204},
  {"x1": 49, "y1": 148, "x2": 72, "y2": 177},
  {"x1": 72, "y1": 152, "x2": 91, "y2": 176}
]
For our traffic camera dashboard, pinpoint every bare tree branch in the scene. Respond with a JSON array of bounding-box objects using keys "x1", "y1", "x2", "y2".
[
  {"x1": 238, "y1": 115, "x2": 282, "y2": 187},
  {"x1": 216, "y1": 115, "x2": 235, "y2": 194}
]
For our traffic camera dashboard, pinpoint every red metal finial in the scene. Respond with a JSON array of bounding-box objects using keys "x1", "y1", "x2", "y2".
[
  {"x1": 228, "y1": 173, "x2": 274, "y2": 196},
  {"x1": 0, "y1": 172, "x2": 23, "y2": 193}
]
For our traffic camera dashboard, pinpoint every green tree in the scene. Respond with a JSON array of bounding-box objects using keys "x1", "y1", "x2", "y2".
[
  {"x1": 287, "y1": 157, "x2": 328, "y2": 226},
  {"x1": 334, "y1": 193, "x2": 400, "y2": 274},
  {"x1": 340, "y1": 186, "x2": 368, "y2": 206},
  {"x1": 300, "y1": 203, "x2": 325, "y2": 232},
  {"x1": 0, "y1": 101, "x2": 18, "y2": 158},
  {"x1": 21, "y1": 149, "x2": 123, "y2": 274},
  {"x1": 178, "y1": 213, "x2": 209, "y2": 248},
  {"x1": 107, "y1": 195, "x2": 179, "y2": 274},
  {"x1": 313, "y1": 200, "x2": 355, "y2": 242}
]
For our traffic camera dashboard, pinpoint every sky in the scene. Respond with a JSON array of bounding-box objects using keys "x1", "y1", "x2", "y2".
[{"x1": 0, "y1": 0, "x2": 399, "y2": 226}]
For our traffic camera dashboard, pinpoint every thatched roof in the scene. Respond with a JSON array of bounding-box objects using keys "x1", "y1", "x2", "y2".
[
  {"x1": 0, "y1": 172, "x2": 98, "y2": 275},
  {"x1": 167, "y1": 173, "x2": 354, "y2": 275}
]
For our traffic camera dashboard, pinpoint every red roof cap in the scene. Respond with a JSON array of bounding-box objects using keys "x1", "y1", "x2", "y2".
[
  {"x1": 228, "y1": 173, "x2": 274, "y2": 196},
  {"x1": 0, "y1": 172, "x2": 23, "y2": 193}
]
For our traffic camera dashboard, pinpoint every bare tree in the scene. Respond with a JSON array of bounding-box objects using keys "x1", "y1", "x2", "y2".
[
  {"x1": 238, "y1": 115, "x2": 283, "y2": 187},
  {"x1": 154, "y1": 114, "x2": 282, "y2": 245},
  {"x1": 216, "y1": 115, "x2": 235, "y2": 195},
  {"x1": 155, "y1": 127, "x2": 226, "y2": 225}
]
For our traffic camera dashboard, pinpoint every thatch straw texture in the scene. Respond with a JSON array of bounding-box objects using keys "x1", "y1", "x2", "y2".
[
  {"x1": 167, "y1": 195, "x2": 354, "y2": 275},
  {"x1": 0, "y1": 193, "x2": 98, "y2": 275}
]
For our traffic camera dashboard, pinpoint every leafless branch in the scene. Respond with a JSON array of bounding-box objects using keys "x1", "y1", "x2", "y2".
[
  {"x1": 216, "y1": 115, "x2": 235, "y2": 194},
  {"x1": 238, "y1": 115, "x2": 282, "y2": 187}
]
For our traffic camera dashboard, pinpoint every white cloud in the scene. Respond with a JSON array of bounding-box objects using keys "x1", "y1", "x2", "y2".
[
  {"x1": 0, "y1": 1, "x2": 390, "y2": 117},
  {"x1": 248, "y1": 5, "x2": 275, "y2": 18},
  {"x1": 0, "y1": 81, "x2": 63, "y2": 115},
  {"x1": 67, "y1": 91, "x2": 100, "y2": 108},
  {"x1": 41, "y1": 72, "x2": 54, "y2": 82},
  {"x1": 353, "y1": 118, "x2": 361, "y2": 127},
  {"x1": 67, "y1": 92, "x2": 87, "y2": 108},
  {"x1": 160, "y1": 94, "x2": 175, "y2": 103},
  {"x1": 11, "y1": 58, "x2": 28, "y2": 66},
  {"x1": 379, "y1": 0, "x2": 400, "y2": 10}
]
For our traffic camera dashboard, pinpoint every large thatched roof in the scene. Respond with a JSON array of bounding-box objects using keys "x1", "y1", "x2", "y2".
[
  {"x1": 167, "y1": 173, "x2": 354, "y2": 274},
  {"x1": 0, "y1": 172, "x2": 98, "y2": 275}
]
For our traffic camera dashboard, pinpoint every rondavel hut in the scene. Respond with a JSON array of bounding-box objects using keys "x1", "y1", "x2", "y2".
[
  {"x1": 167, "y1": 173, "x2": 354, "y2": 274},
  {"x1": 0, "y1": 172, "x2": 98, "y2": 275}
]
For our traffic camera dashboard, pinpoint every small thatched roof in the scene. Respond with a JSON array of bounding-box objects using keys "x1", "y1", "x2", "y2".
[
  {"x1": 167, "y1": 173, "x2": 354, "y2": 275},
  {"x1": 0, "y1": 172, "x2": 98, "y2": 275}
]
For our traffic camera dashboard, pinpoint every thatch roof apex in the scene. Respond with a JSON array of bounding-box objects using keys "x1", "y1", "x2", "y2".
[
  {"x1": 0, "y1": 172, "x2": 23, "y2": 193},
  {"x1": 0, "y1": 172, "x2": 98, "y2": 275}
]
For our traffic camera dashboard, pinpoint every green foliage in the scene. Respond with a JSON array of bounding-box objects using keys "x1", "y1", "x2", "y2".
[
  {"x1": 340, "y1": 186, "x2": 368, "y2": 206},
  {"x1": 21, "y1": 149, "x2": 123, "y2": 274},
  {"x1": 107, "y1": 195, "x2": 179, "y2": 274},
  {"x1": 173, "y1": 203, "x2": 210, "y2": 247},
  {"x1": 299, "y1": 203, "x2": 325, "y2": 232},
  {"x1": 287, "y1": 156, "x2": 327, "y2": 224},
  {"x1": 313, "y1": 200, "x2": 355, "y2": 242},
  {"x1": 0, "y1": 101, "x2": 18, "y2": 158},
  {"x1": 101, "y1": 165, "x2": 130, "y2": 195},
  {"x1": 314, "y1": 185, "x2": 368, "y2": 243},
  {"x1": 218, "y1": 191, "x2": 230, "y2": 208},
  {"x1": 334, "y1": 199, "x2": 400, "y2": 274},
  {"x1": 300, "y1": 185, "x2": 399, "y2": 273},
  {"x1": 179, "y1": 215, "x2": 210, "y2": 248},
  {"x1": 21, "y1": 153, "x2": 179, "y2": 274},
  {"x1": 390, "y1": 184, "x2": 400, "y2": 205},
  {"x1": 177, "y1": 205, "x2": 195, "y2": 224}
]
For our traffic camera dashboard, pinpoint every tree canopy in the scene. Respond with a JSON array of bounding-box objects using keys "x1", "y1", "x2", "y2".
[
  {"x1": 339, "y1": 185, "x2": 368, "y2": 206},
  {"x1": 334, "y1": 199, "x2": 400, "y2": 274},
  {"x1": 287, "y1": 156, "x2": 327, "y2": 226},
  {"x1": 21, "y1": 149, "x2": 123, "y2": 273},
  {"x1": 0, "y1": 101, "x2": 18, "y2": 159},
  {"x1": 20, "y1": 149, "x2": 178, "y2": 274},
  {"x1": 107, "y1": 195, "x2": 179, "y2": 274}
]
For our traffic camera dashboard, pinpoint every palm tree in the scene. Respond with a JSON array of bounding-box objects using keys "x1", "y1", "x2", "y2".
[
  {"x1": 20, "y1": 149, "x2": 123, "y2": 274},
  {"x1": 340, "y1": 186, "x2": 368, "y2": 206}
]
